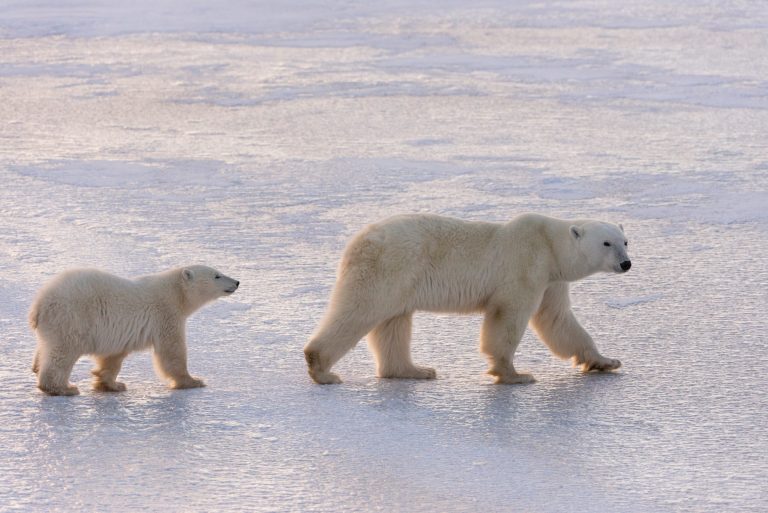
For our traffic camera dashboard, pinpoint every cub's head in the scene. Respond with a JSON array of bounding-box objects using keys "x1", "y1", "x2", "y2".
[
  {"x1": 570, "y1": 221, "x2": 631, "y2": 274},
  {"x1": 181, "y1": 265, "x2": 239, "y2": 309}
]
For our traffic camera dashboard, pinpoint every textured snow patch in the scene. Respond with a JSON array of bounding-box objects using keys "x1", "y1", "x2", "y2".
[
  {"x1": 14, "y1": 160, "x2": 230, "y2": 188},
  {"x1": 606, "y1": 294, "x2": 663, "y2": 309}
]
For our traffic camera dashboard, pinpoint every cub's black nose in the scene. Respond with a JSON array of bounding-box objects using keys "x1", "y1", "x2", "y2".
[
  {"x1": 620, "y1": 261, "x2": 632, "y2": 272},
  {"x1": 235, "y1": 280, "x2": 240, "y2": 287}
]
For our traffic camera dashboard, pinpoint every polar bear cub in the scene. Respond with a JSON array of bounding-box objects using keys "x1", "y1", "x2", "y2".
[
  {"x1": 29, "y1": 266, "x2": 239, "y2": 396},
  {"x1": 304, "y1": 213, "x2": 631, "y2": 384}
]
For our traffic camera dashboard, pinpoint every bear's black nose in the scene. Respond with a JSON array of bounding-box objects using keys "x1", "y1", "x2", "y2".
[
  {"x1": 620, "y1": 261, "x2": 631, "y2": 272},
  {"x1": 235, "y1": 280, "x2": 240, "y2": 287}
]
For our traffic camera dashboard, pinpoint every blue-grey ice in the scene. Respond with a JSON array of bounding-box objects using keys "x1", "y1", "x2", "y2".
[{"x1": 1, "y1": 1, "x2": 767, "y2": 512}]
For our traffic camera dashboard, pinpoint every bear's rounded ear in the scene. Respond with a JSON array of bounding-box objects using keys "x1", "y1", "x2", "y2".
[
  {"x1": 183, "y1": 269, "x2": 194, "y2": 281},
  {"x1": 570, "y1": 225, "x2": 582, "y2": 240},
  {"x1": 619, "y1": 223, "x2": 625, "y2": 233}
]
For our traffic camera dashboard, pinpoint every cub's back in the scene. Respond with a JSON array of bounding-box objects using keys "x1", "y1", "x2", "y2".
[
  {"x1": 31, "y1": 269, "x2": 143, "y2": 327},
  {"x1": 40, "y1": 269, "x2": 135, "y2": 300}
]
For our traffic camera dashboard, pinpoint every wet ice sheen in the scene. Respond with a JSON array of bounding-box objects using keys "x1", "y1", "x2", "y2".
[{"x1": 1, "y1": 1, "x2": 767, "y2": 512}]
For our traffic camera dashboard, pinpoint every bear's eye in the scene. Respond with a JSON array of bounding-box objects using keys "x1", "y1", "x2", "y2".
[
  {"x1": 214, "y1": 274, "x2": 221, "y2": 280},
  {"x1": 603, "y1": 242, "x2": 611, "y2": 247}
]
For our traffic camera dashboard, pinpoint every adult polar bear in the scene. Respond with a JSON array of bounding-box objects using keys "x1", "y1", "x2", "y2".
[
  {"x1": 304, "y1": 213, "x2": 631, "y2": 384},
  {"x1": 30, "y1": 266, "x2": 239, "y2": 395}
]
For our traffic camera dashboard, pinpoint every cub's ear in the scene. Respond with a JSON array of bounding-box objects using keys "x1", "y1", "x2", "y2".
[
  {"x1": 183, "y1": 269, "x2": 194, "y2": 281},
  {"x1": 619, "y1": 223, "x2": 625, "y2": 233},
  {"x1": 570, "y1": 225, "x2": 583, "y2": 240}
]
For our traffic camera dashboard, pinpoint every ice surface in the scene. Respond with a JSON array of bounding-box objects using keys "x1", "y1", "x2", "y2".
[
  {"x1": 1, "y1": 1, "x2": 767, "y2": 512},
  {"x1": 605, "y1": 294, "x2": 663, "y2": 309}
]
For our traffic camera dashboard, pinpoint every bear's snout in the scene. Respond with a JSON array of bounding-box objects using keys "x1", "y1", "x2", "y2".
[
  {"x1": 225, "y1": 280, "x2": 239, "y2": 293},
  {"x1": 620, "y1": 260, "x2": 631, "y2": 272}
]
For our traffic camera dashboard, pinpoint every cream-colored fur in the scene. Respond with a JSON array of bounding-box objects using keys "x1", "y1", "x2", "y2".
[
  {"x1": 29, "y1": 266, "x2": 239, "y2": 396},
  {"x1": 304, "y1": 213, "x2": 631, "y2": 384}
]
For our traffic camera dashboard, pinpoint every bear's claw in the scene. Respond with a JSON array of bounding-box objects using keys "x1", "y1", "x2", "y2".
[{"x1": 582, "y1": 358, "x2": 621, "y2": 372}]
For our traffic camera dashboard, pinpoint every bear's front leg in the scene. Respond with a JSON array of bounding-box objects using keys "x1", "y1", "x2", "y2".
[
  {"x1": 480, "y1": 306, "x2": 535, "y2": 384},
  {"x1": 530, "y1": 283, "x2": 621, "y2": 374},
  {"x1": 153, "y1": 334, "x2": 206, "y2": 390}
]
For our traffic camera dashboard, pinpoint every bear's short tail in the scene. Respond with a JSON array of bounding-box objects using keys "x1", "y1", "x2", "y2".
[
  {"x1": 29, "y1": 303, "x2": 41, "y2": 374},
  {"x1": 28, "y1": 302, "x2": 39, "y2": 330}
]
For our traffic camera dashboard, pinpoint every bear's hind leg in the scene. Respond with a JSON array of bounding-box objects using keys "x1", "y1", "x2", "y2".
[
  {"x1": 32, "y1": 348, "x2": 40, "y2": 374},
  {"x1": 305, "y1": 257, "x2": 399, "y2": 384},
  {"x1": 92, "y1": 352, "x2": 128, "y2": 392},
  {"x1": 480, "y1": 306, "x2": 535, "y2": 384},
  {"x1": 37, "y1": 346, "x2": 80, "y2": 396},
  {"x1": 369, "y1": 313, "x2": 436, "y2": 380},
  {"x1": 531, "y1": 283, "x2": 621, "y2": 373},
  {"x1": 304, "y1": 317, "x2": 377, "y2": 385}
]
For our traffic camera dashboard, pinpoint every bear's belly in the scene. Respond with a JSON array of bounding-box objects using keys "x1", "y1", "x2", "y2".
[
  {"x1": 87, "y1": 311, "x2": 156, "y2": 355},
  {"x1": 409, "y1": 277, "x2": 489, "y2": 314}
]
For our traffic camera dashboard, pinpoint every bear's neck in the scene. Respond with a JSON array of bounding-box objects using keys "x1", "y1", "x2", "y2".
[
  {"x1": 178, "y1": 287, "x2": 209, "y2": 317},
  {"x1": 554, "y1": 256, "x2": 596, "y2": 282},
  {"x1": 546, "y1": 224, "x2": 597, "y2": 283},
  {"x1": 163, "y1": 271, "x2": 202, "y2": 318}
]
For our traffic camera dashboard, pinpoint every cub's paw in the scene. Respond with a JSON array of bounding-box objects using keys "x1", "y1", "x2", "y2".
[
  {"x1": 309, "y1": 371, "x2": 342, "y2": 385},
  {"x1": 380, "y1": 365, "x2": 437, "y2": 380},
  {"x1": 93, "y1": 380, "x2": 127, "y2": 392},
  {"x1": 490, "y1": 371, "x2": 536, "y2": 385},
  {"x1": 409, "y1": 366, "x2": 437, "y2": 380},
  {"x1": 40, "y1": 384, "x2": 80, "y2": 396},
  {"x1": 171, "y1": 376, "x2": 207, "y2": 389}
]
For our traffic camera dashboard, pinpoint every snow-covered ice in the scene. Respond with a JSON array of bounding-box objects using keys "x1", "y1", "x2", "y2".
[{"x1": 1, "y1": 1, "x2": 767, "y2": 512}]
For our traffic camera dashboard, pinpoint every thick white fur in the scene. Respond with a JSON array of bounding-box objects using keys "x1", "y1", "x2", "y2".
[
  {"x1": 304, "y1": 213, "x2": 631, "y2": 384},
  {"x1": 29, "y1": 266, "x2": 239, "y2": 396}
]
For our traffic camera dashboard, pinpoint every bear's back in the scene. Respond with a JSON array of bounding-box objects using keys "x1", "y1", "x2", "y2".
[{"x1": 42, "y1": 269, "x2": 136, "y2": 301}]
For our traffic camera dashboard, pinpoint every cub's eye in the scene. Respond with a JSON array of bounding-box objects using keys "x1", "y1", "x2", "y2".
[
  {"x1": 603, "y1": 242, "x2": 611, "y2": 247},
  {"x1": 215, "y1": 274, "x2": 221, "y2": 280}
]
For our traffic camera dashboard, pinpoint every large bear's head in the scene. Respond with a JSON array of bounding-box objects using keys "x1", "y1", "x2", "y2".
[
  {"x1": 181, "y1": 265, "x2": 239, "y2": 310},
  {"x1": 570, "y1": 221, "x2": 631, "y2": 274}
]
